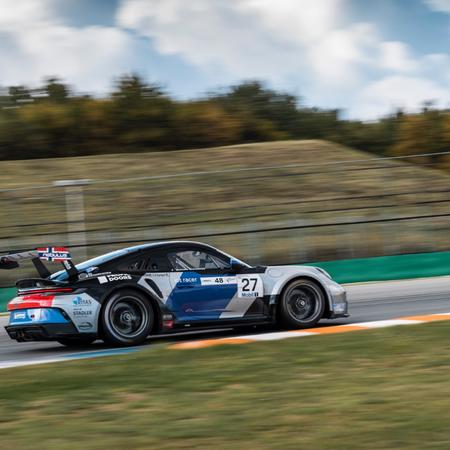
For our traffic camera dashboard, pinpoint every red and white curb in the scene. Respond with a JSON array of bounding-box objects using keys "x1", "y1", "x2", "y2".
[{"x1": 169, "y1": 313, "x2": 450, "y2": 350}]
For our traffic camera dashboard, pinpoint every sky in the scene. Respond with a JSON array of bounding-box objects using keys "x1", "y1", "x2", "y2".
[{"x1": 0, "y1": 0, "x2": 449, "y2": 120}]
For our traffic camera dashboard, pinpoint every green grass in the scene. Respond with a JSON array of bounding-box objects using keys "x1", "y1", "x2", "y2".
[{"x1": 2, "y1": 322, "x2": 450, "y2": 449}]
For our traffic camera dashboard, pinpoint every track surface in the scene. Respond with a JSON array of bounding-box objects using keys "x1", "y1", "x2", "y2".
[{"x1": 1, "y1": 276, "x2": 449, "y2": 367}]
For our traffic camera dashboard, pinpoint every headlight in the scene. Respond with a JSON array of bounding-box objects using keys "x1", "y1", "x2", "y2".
[{"x1": 315, "y1": 267, "x2": 332, "y2": 280}]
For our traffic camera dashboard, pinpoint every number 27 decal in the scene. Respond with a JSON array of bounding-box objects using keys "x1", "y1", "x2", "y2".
[{"x1": 241, "y1": 278, "x2": 258, "y2": 291}]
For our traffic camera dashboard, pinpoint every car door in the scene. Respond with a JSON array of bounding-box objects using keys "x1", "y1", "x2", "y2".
[
  {"x1": 166, "y1": 246, "x2": 266, "y2": 322},
  {"x1": 116, "y1": 250, "x2": 176, "y2": 306}
]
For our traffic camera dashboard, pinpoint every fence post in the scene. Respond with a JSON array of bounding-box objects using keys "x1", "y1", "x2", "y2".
[{"x1": 53, "y1": 179, "x2": 91, "y2": 261}]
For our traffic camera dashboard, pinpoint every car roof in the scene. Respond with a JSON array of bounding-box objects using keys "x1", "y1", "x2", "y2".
[
  {"x1": 122, "y1": 241, "x2": 218, "y2": 253},
  {"x1": 50, "y1": 241, "x2": 225, "y2": 281}
]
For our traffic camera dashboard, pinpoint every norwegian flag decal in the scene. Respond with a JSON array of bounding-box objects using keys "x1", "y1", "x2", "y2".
[{"x1": 37, "y1": 247, "x2": 72, "y2": 262}]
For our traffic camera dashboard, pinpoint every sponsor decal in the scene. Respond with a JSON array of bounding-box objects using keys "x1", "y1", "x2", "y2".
[
  {"x1": 72, "y1": 297, "x2": 92, "y2": 306},
  {"x1": 200, "y1": 276, "x2": 237, "y2": 286},
  {"x1": 73, "y1": 310, "x2": 93, "y2": 316},
  {"x1": 13, "y1": 312, "x2": 26, "y2": 320},
  {"x1": 37, "y1": 247, "x2": 71, "y2": 262},
  {"x1": 107, "y1": 274, "x2": 132, "y2": 282},
  {"x1": 98, "y1": 274, "x2": 132, "y2": 284},
  {"x1": 81, "y1": 271, "x2": 111, "y2": 280},
  {"x1": 181, "y1": 277, "x2": 198, "y2": 284}
]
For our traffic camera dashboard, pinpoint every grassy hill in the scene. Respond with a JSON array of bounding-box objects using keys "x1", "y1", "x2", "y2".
[
  {"x1": 1, "y1": 139, "x2": 448, "y2": 189},
  {"x1": 0, "y1": 140, "x2": 448, "y2": 281}
]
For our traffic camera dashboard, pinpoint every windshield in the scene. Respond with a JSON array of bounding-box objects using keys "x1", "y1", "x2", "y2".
[{"x1": 50, "y1": 248, "x2": 132, "y2": 281}]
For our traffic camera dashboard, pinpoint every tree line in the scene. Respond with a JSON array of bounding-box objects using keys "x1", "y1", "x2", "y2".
[{"x1": 0, "y1": 75, "x2": 449, "y2": 170}]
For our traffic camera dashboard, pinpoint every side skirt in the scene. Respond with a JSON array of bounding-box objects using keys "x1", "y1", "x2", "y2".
[{"x1": 166, "y1": 316, "x2": 275, "y2": 334}]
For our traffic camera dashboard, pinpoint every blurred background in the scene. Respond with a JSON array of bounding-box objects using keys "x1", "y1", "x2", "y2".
[
  {"x1": 2, "y1": 3, "x2": 450, "y2": 449},
  {"x1": 0, "y1": 0, "x2": 449, "y2": 284}
]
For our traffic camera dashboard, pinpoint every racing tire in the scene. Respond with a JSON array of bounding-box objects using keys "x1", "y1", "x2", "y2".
[
  {"x1": 57, "y1": 337, "x2": 96, "y2": 347},
  {"x1": 100, "y1": 289, "x2": 154, "y2": 346},
  {"x1": 278, "y1": 278, "x2": 325, "y2": 329}
]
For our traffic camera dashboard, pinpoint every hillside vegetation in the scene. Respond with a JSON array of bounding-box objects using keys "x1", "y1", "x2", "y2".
[{"x1": 1, "y1": 77, "x2": 449, "y2": 173}]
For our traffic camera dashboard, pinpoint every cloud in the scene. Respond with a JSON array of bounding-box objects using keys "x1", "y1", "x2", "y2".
[
  {"x1": 0, "y1": 0, "x2": 448, "y2": 119},
  {"x1": 352, "y1": 51, "x2": 450, "y2": 119},
  {"x1": 235, "y1": 0, "x2": 345, "y2": 45},
  {"x1": 117, "y1": 0, "x2": 450, "y2": 118},
  {"x1": 116, "y1": 0, "x2": 375, "y2": 84},
  {"x1": 0, "y1": 0, "x2": 54, "y2": 30},
  {"x1": 354, "y1": 75, "x2": 450, "y2": 119},
  {"x1": 378, "y1": 41, "x2": 418, "y2": 72},
  {"x1": 116, "y1": 0, "x2": 416, "y2": 84},
  {"x1": 117, "y1": 0, "x2": 294, "y2": 79},
  {"x1": 117, "y1": 0, "x2": 407, "y2": 89},
  {"x1": 0, "y1": 0, "x2": 134, "y2": 92},
  {"x1": 424, "y1": 0, "x2": 450, "y2": 13}
]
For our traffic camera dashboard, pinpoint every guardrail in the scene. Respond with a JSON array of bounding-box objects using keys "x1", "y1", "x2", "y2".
[{"x1": 309, "y1": 250, "x2": 450, "y2": 283}]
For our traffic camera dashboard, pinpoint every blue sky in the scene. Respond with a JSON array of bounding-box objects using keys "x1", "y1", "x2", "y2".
[{"x1": 0, "y1": 0, "x2": 449, "y2": 119}]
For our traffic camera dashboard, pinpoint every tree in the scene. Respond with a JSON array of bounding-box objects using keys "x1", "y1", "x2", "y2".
[
  {"x1": 8, "y1": 86, "x2": 32, "y2": 105},
  {"x1": 173, "y1": 101, "x2": 241, "y2": 148},
  {"x1": 0, "y1": 74, "x2": 448, "y2": 174},
  {"x1": 212, "y1": 81, "x2": 296, "y2": 141},
  {"x1": 43, "y1": 78, "x2": 70, "y2": 102},
  {"x1": 110, "y1": 74, "x2": 176, "y2": 150},
  {"x1": 391, "y1": 108, "x2": 447, "y2": 166}
]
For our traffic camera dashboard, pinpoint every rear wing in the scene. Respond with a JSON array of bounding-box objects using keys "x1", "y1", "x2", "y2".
[{"x1": 0, "y1": 247, "x2": 78, "y2": 279}]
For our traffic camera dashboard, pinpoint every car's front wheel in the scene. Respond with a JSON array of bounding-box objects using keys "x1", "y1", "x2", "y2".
[
  {"x1": 278, "y1": 278, "x2": 325, "y2": 329},
  {"x1": 101, "y1": 289, "x2": 154, "y2": 346}
]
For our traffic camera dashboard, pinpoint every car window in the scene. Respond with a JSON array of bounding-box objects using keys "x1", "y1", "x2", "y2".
[
  {"x1": 118, "y1": 258, "x2": 146, "y2": 271},
  {"x1": 167, "y1": 250, "x2": 230, "y2": 271},
  {"x1": 117, "y1": 252, "x2": 171, "y2": 272},
  {"x1": 145, "y1": 253, "x2": 171, "y2": 272}
]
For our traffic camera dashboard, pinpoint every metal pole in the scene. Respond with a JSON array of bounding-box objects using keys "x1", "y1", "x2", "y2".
[{"x1": 53, "y1": 180, "x2": 91, "y2": 261}]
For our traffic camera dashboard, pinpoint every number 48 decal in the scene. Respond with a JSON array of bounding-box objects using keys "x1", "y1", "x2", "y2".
[{"x1": 237, "y1": 276, "x2": 263, "y2": 298}]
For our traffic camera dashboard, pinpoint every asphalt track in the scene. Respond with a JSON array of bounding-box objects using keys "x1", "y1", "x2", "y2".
[{"x1": 0, "y1": 276, "x2": 449, "y2": 368}]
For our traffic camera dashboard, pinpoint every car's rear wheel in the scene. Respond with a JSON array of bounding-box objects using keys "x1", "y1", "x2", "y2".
[
  {"x1": 278, "y1": 278, "x2": 325, "y2": 329},
  {"x1": 101, "y1": 289, "x2": 154, "y2": 346},
  {"x1": 57, "y1": 337, "x2": 96, "y2": 347}
]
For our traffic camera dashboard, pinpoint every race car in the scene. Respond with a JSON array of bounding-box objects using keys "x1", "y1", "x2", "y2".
[{"x1": 2, "y1": 241, "x2": 348, "y2": 347}]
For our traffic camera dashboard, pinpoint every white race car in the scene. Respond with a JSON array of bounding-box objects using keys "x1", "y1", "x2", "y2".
[{"x1": 4, "y1": 241, "x2": 348, "y2": 346}]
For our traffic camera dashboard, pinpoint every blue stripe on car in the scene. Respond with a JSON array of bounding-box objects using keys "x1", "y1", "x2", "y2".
[
  {"x1": 9, "y1": 308, "x2": 70, "y2": 325},
  {"x1": 166, "y1": 271, "x2": 237, "y2": 321}
]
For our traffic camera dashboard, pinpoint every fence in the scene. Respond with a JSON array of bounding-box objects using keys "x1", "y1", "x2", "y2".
[{"x1": 0, "y1": 150, "x2": 449, "y2": 284}]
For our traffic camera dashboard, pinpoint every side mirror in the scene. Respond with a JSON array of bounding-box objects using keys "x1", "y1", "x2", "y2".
[{"x1": 230, "y1": 258, "x2": 245, "y2": 273}]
